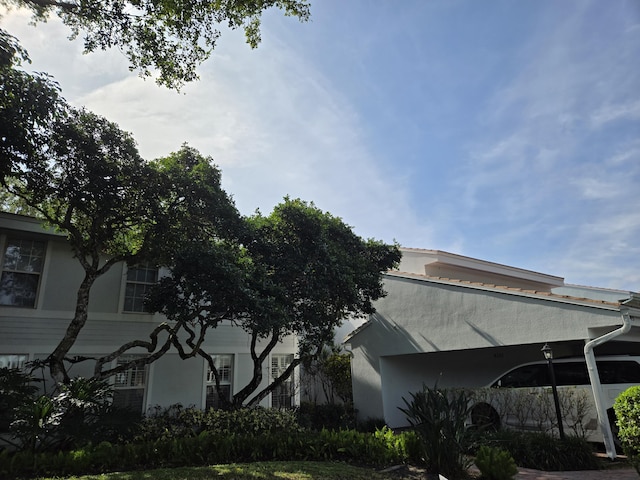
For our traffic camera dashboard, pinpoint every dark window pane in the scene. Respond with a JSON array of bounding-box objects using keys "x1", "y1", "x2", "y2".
[
  {"x1": 554, "y1": 363, "x2": 590, "y2": 386},
  {"x1": 206, "y1": 385, "x2": 231, "y2": 410},
  {"x1": 272, "y1": 383, "x2": 293, "y2": 409},
  {"x1": 113, "y1": 389, "x2": 144, "y2": 412},
  {"x1": 124, "y1": 265, "x2": 157, "y2": 313},
  {"x1": 0, "y1": 272, "x2": 39, "y2": 307},
  {"x1": 3, "y1": 239, "x2": 45, "y2": 272},
  {"x1": 597, "y1": 361, "x2": 640, "y2": 384},
  {"x1": 499, "y1": 365, "x2": 548, "y2": 388}
]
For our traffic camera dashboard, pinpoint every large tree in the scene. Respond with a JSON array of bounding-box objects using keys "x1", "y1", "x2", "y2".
[
  {"x1": 3, "y1": 107, "x2": 241, "y2": 382},
  {"x1": 150, "y1": 198, "x2": 401, "y2": 408},
  {"x1": 3, "y1": 0, "x2": 311, "y2": 89}
]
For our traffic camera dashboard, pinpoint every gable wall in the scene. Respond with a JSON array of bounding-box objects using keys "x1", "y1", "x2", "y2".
[{"x1": 349, "y1": 275, "x2": 623, "y2": 423}]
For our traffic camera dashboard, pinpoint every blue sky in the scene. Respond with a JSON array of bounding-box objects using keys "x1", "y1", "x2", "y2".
[{"x1": 2, "y1": 0, "x2": 640, "y2": 291}]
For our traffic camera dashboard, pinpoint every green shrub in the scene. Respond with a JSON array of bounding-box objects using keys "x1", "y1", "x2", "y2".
[
  {"x1": 0, "y1": 426, "x2": 421, "y2": 478},
  {"x1": 202, "y1": 406, "x2": 303, "y2": 435},
  {"x1": 1, "y1": 372, "x2": 139, "y2": 453},
  {"x1": 135, "y1": 404, "x2": 303, "y2": 442},
  {"x1": 0, "y1": 368, "x2": 40, "y2": 434},
  {"x1": 474, "y1": 445, "x2": 517, "y2": 480},
  {"x1": 296, "y1": 402, "x2": 356, "y2": 431},
  {"x1": 479, "y1": 430, "x2": 598, "y2": 471},
  {"x1": 614, "y1": 385, "x2": 640, "y2": 474},
  {"x1": 399, "y1": 385, "x2": 474, "y2": 479}
]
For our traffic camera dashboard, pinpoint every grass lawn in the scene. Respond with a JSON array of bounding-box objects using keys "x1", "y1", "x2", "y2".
[{"x1": 37, "y1": 461, "x2": 398, "y2": 480}]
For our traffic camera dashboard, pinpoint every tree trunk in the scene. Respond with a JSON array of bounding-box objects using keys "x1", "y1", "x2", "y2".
[
  {"x1": 49, "y1": 271, "x2": 97, "y2": 383},
  {"x1": 232, "y1": 329, "x2": 280, "y2": 407}
]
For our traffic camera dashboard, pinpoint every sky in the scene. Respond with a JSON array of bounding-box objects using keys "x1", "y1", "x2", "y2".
[{"x1": 2, "y1": 0, "x2": 640, "y2": 292}]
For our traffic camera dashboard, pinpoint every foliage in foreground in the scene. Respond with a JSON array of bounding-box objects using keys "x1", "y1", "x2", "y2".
[
  {"x1": 8, "y1": 0, "x2": 311, "y2": 89},
  {"x1": 474, "y1": 446, "x2": 517, "y2": 480},
  {"x1": 0, "y1": 425, "x2": 421, "y2": 478},
  {"x1": 477, "y1": 430, "x2": 599, "y2": 471},
  {"x1": 399, "y1": 384, "x2": 474, "y2": 480},
  {"x1": 614, "y1": 385, "x2": 640, "y2": 474}
]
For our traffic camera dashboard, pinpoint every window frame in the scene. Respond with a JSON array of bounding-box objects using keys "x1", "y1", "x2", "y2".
[
  {"x1": 111, "y1": 355, "x2": 148, "y2": 412},
  {"x1": 0, "y1": 236, "x2": 47, "y2": 308},
  {"x1": 122, "y1": 263, "x2": 158, "y2": 313},
  {"x1": 0, "y1": 354, "x2": 30, "y2": 370},
  {"x1": 205, "y1": 354, "x2": 234, "y2": 410},
  {"x1": 271, "y1": 353, "x2": 296, "y2": 409}
]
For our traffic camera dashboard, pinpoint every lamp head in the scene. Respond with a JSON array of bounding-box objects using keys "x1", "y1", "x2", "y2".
[{"x1": 541, "y1": 343, "x2": 553, "y2": 360}]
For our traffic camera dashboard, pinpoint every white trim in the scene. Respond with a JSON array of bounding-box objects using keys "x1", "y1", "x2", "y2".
[{"x1": 399, "y1": 248, "x2": 565, "y2": 286}]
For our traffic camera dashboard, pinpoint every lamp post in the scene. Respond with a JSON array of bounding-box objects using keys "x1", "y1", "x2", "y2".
[{"x1": 541, "y1": 343, "x2": 565, "y2": 440}]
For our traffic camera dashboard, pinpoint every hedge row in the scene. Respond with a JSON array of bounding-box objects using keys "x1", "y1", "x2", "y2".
[{"x1": 0, "y1": 427, "x2": 422, "y2": 479}]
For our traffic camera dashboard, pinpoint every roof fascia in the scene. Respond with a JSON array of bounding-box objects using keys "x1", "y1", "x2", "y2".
[
  {"x1": 386, "y1": 271, "x2": 622, "y2": 312},
  {"x1": 399, "y1": 248, "x2": 565, "y2": 287}
]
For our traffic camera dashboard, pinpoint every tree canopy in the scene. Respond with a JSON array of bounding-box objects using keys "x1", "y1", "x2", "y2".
[
  {"x1": 150, "y1": 198, "x2": 401, "y2": 407},
  {"x1": 0, "y1": 29, "x2": 67, "y2": 180},
  {"x1": 3, "y1": 109, "x2": 242, "y2": 381},
  {"x1": 4, "y1": 0, "x2": 311, "y2": 89}
]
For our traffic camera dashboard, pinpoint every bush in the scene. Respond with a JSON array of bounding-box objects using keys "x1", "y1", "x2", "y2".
[
  {"x1": 0, "y1": 368, "x2": 40, "y2": 434},
  {"x1": 614, "y1": 385, "x2": 640, "y2": 474},
  {"x1": 478, "y1": 430, "x2": 598, "y2": 471},
  {"x1": 474, "y1": 445, "x2": 517, "y2": 480},
  {"x1": 296, "y1": 402, "x2": 356, "y2": 431},
  {"x1": 1, "y1": 373, "x2": 138, "y2": 453},
  {"x1": 0, "y1": 427, "x2": 422, "y2": 478},
  {"x1": 399, "y1": 385, "x2": 474, "y2": 479},
  {"x1": 134, "y1": 404, "x2": 303, "y2": 442}
]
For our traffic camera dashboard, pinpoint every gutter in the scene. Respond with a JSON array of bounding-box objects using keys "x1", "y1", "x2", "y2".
[{"x1": 584, "y1": 298, "x2": 635, "y2": 460}]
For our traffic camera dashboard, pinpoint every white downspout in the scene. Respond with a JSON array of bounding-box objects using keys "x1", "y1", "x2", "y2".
[{"x1": 583, "y1": 306, "x2": 632, "y2": 460}]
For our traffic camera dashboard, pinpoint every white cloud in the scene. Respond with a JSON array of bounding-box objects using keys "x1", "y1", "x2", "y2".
[
  {"x1": 590, "y1": 101, "x2": 640, "y2": 129},
  {"x1": 1, "y1": 8, "x2": 433, "y2": 248}
]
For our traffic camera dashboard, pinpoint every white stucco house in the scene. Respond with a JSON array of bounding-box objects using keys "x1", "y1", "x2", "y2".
[
  {"x1": 345, "y1": 248, "x2": 640, "y2": 458},
  {"x1": 0, "y1": 212, "x2": 299, "y2": 412}
]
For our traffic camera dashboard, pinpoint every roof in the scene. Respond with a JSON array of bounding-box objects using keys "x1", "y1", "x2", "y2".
[
  {"x1": 0, "y1": 212, "x2": 61, "y2": 237},
  {"x1": 343, "y1": 271, "x2": 626, "y2": 344},
  {"x1": 397, "y1": 247, "x2": 565, "y2": 287},
  {"x1": 386, "y1": 270, "x2": 623, "y2": 309}
]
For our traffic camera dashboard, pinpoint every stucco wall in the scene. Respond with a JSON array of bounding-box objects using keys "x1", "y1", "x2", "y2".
[
  {"x1": 349, "y1": 275, "x2": 625, "y2": 424},
  {"x1": 149, "y1": 354, "x2": 205, "y2": 408}
]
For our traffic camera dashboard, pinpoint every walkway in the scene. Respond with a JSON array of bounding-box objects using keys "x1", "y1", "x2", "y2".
[{"x1": 515, "y1": 466, "x2": 637, "y2": 479}]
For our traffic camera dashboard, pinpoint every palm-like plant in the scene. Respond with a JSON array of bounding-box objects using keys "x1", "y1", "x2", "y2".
[{"x1": 399, "y1": 384, "x2": 474, "y2": 480}]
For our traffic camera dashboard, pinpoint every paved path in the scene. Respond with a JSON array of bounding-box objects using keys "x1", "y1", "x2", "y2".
[{"x1": 514, "y1": 466, "x2": 637, "y2": 479}]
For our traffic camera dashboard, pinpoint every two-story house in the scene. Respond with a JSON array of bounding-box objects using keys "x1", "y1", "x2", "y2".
[{"x1": 0, "y1": 212, "x2": 299, "y2": 412}]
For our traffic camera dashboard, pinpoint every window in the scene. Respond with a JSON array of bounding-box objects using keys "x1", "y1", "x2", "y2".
[
  {"x1": 206, "y1": 355, "x2": 233, "y2": 410},
  {"x1": 494, "y1": 364, "x2": 548, "y2": 388},
  {"x1": 0, "y1": 238, "x2": 46, "y2": 307},
  {"x1": 0, "y1": 354, "x2": 28, "y2": 370},
  {"x1": 112, "y1": 355, "x2": 147, "y2": 412},
  {"x1": 124, "y1": 264, "x2": 157, "y2": 312},
  {"x1": 271, "y1": 354, "x2": 295, "y2": 409},
  {"x1": 597, "y1": 361, "x2": 640, "y2": 384}
]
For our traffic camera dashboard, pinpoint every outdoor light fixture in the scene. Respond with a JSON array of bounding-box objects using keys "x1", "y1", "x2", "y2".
[{"x1": 541, "y1": 343, "x2": 565, "y2": 440}]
